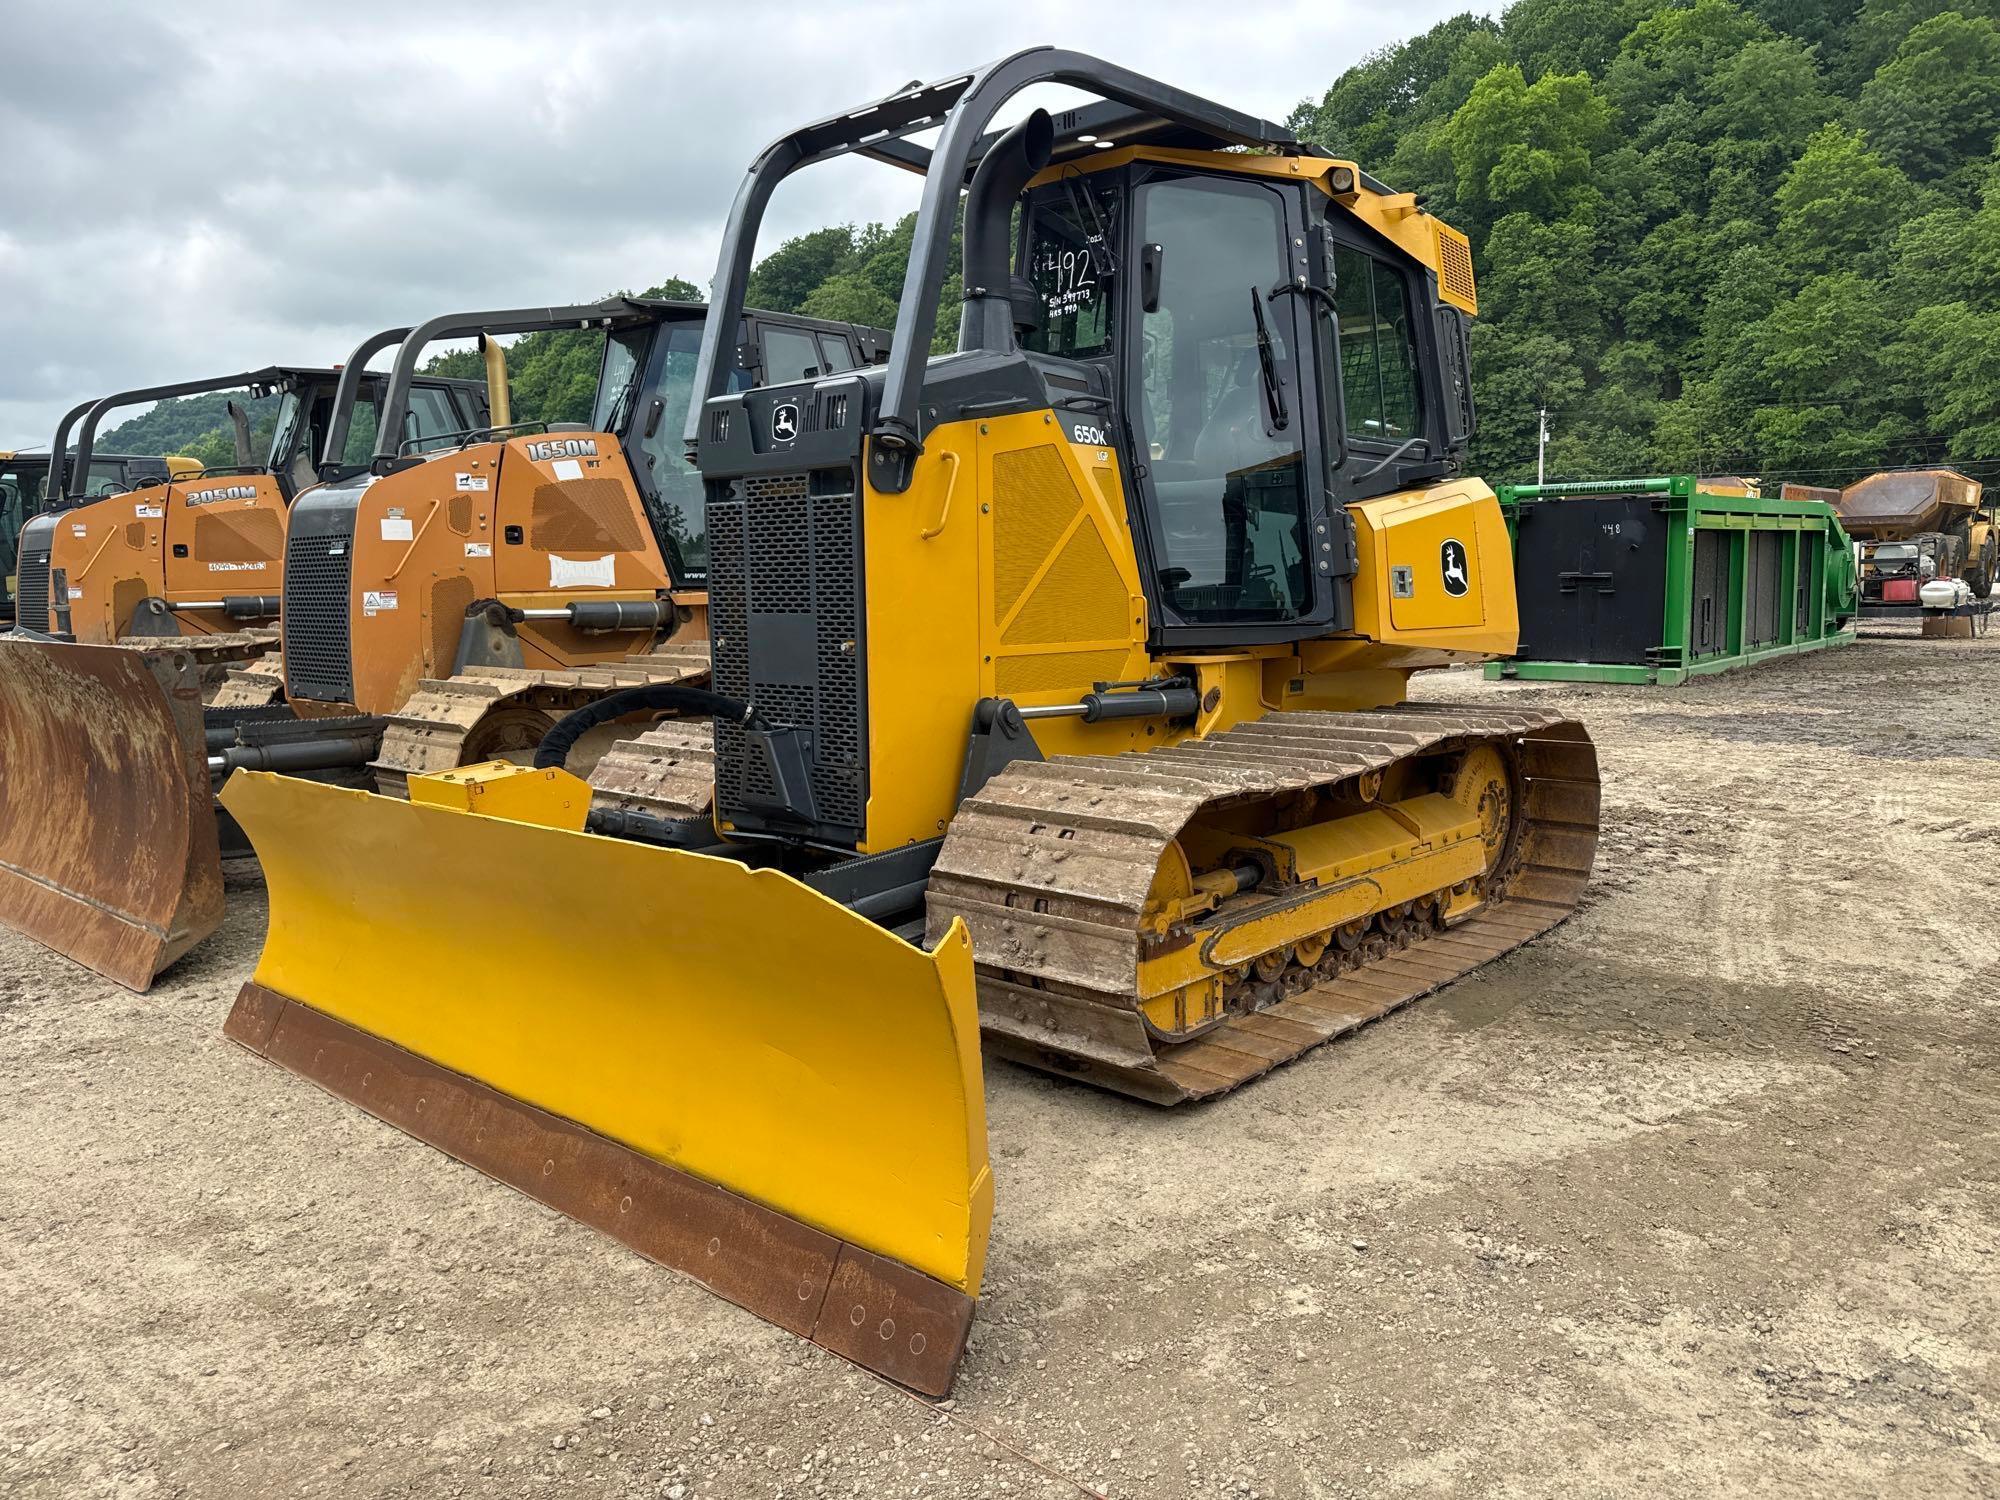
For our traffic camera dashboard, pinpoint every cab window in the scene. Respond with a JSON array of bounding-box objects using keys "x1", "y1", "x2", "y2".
[
  {"x1": 1024, "y1": 177, "x2": 1118, "y2": 360},
  {"x1": 763, "y1": 327, "x2": 823, "y2": 385},
  {"x1": 617, "y1": 322, "x2": 747, "y2": 582},
  {"x1": 1332, "y1": 247, "x2": 1423, "y2": 446},
  {"x1": 340, "y1": 403, "x2": 381, "y2": 469},
  {"x1": 402, "y1": 385, "x2": 463, "y2": 453},
  {"x1": 816, "y1": 333, "x2": 856, "y2": 373}
]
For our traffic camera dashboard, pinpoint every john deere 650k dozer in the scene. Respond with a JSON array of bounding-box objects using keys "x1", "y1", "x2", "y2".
[{"x1": 221, "y1": 52, "x2": 1600, "y2": 1396}]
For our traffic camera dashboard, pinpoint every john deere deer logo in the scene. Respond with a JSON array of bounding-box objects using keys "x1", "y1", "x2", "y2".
[
  {"x1": 1440, "y1": 538, "x2": 1470, "y2": 597},
  {"x1": 771, "y1": 402, "x2": 799, "y2": 443}
]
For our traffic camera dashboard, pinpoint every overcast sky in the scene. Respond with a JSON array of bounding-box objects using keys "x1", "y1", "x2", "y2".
[{"x1": 1, "y1": 2, "x2": 1493, "y2": 448}]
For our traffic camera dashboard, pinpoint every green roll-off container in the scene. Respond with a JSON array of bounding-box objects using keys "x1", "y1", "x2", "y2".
[{"x1": 1487, "y1": 476, "x2": 1858, "y2": 686}]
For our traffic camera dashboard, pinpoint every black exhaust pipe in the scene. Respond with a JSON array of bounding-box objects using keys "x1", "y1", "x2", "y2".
[{"x1": 957, "y1": 109, "x2": 1054, "y2": 355}]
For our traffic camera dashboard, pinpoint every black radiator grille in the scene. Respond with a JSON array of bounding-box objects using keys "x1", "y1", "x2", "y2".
[
  {"x1": 281, "y1": 495, "x2": 359, "y2": 703},
  {"x1": 710, "y1": 466, "x2": 866, "y2": 841},
  {"x1": 15, "y1": 545, "x2": 51, "y2": 633}
]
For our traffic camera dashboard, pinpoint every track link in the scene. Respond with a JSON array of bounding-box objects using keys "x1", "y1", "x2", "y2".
[
  {"x1": 925, "y1": 705, "x2": 1600, "y2": 1103},
  {"x1": 115, "y1": 630, "x2": 280, "y2": 705},
  {"x1": 370, "y1": 644, "x2": 713, "y2": 798},
  {"x1": 208, "y1": 653, "x2": 288, "y2": 709},
  {"x1": 583, "y1": 720, "x2": 718, "y2": 820}
]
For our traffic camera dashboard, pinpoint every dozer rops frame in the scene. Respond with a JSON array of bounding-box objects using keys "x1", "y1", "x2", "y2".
[{"x1": 224, "y1": 50, "x2": 1601, "y2": 1395}]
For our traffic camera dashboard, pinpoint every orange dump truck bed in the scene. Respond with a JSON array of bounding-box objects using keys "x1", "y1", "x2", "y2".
[{"x1": 1835, "y1": 469, "x2": 1984, "y2": 539}]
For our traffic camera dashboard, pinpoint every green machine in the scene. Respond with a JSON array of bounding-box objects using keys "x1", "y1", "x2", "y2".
[{"x1": 1488, "y1": 476, "x2": 1858, "y2": 686}]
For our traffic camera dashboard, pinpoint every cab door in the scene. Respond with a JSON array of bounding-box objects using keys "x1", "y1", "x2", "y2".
[{"x1": 1120, "y1": 169, "x2": 1337, "y2": 643}]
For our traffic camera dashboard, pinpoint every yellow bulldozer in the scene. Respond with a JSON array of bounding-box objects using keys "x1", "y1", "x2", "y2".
[
  {"x1": 0, "y1": 301, "x2": 882, "y2": 990},
  {"x1": 218, "y1": 52, "x2": 1600, "y2": 1396}
]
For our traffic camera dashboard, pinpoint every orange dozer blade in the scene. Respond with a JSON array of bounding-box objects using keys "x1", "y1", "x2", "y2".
[
  {"x1": 0, "y1": 637, "x2": 223, "y2": 989},
  {"x1": 217, "y1": 767, "x2": 993, "y2": 1395}
]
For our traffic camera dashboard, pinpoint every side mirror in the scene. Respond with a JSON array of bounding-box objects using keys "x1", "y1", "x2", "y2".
[{"x1": 1140, "y1": 243, "x2": 1164, "y2": 313}]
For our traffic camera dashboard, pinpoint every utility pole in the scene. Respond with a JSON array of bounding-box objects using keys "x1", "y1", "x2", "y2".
[{"x1": 1537, "y1": 407, "x2": 1549, "y2": 484}]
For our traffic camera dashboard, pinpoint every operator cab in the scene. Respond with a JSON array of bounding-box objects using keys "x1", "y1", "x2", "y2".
[
  {"x1": 594, "y1": 305, "x2": 883, "y2": 584},
  {"x1": 1015, "y1": 142, "x2": 1471, "y2": 641}
]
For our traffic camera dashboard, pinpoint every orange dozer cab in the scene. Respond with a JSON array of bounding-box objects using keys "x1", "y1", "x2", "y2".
[
  {"x1": 218, "y1": 51, "x2": 1600, "y2": 1397},
  {"x1": 16, "y1": 366, "x2": 485, "y2": 660},
  {"x1": 273, "y1": 297, "x2": 886, "y2": 806}
]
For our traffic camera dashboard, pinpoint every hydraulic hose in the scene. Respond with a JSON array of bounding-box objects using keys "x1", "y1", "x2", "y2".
[{"x1": 533, "y1": 681, "x2": 757, "y2": 771}]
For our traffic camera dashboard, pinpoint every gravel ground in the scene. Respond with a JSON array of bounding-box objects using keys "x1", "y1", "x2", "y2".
[{"x1": 3, "y1": 623, "x2": 1996, "y2": 1500}]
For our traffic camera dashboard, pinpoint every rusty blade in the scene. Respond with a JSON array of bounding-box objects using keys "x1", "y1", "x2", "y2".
[
  {"x1": 224, "y1": 984, "x2": 976, "y2": 1396},
  {"x1": 0, "y1": 637, "x2": 222, "y2": 989}
]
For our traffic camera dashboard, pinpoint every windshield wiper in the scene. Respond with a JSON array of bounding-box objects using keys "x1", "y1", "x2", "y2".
[
  {"x1": 599, "y1": 379, "x2": 638, "y2": 437},
  {"x1": 1249, "y1": 287, "x2": 1289, "y2": 433}
]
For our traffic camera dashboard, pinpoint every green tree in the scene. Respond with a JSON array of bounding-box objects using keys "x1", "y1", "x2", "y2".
[
  {"x1": 1833, "y1": 0, "x2": 2000, "y2": 93},
  {"x1": 1605, "y1": 0, "x2": 1771, "y2": 121},
  {"x1": 1502, "y1": 0, "x2": 1645, "y2": 79},
  {"x1": 746, "y1": 226, "x2": 861, "y2": 313},
  {"x1": 1772, "y1": 124, "x2": 1914, "y2": 279},
  {"x1": 1858, "y1": 11, "x2": 2000, "y2": 184},
  {"x1": 1898, "y1": 301, "x2": 2000, "y2": 454},
  {"x1": 1290, "y1": 14, "x2": 1504, "y2": 163},
  {"x1": 1447, "y1": 65, "x2": 1611, "y2": 225}
]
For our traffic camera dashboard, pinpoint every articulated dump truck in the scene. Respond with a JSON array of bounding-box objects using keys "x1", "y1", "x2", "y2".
[
  {"x1": 218, "y1": 52, "x2": 1601, "y2": 1396},
  {"x1": 0, "y1": 302, "x2": 883, "y2": 989},
  {"x1": 1833, "y1": 468, "x2": 1995, "y2": 608}
]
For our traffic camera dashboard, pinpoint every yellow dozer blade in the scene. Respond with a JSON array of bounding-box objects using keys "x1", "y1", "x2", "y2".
[
  {"x1": 0, "y1": 636, "x2": 223, "y2": 988},
  {"x1": 219, "y1": 764, "x2": 993, "y2": 1396}
]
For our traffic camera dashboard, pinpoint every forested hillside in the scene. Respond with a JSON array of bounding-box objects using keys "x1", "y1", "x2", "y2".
[
  {"x1": 1287, "y1": 0, "x2": 2000, "y2": 484},
  {"x1": 97, "y1": 390, "x2": 280, "y2": 470},
  {"x1": 98, "y1": 0, "x2": 2000, "y2": 489}
]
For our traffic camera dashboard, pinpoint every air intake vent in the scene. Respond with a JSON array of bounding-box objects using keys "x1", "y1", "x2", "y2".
[
  {"x1": 1435, "y1": 224, "x2": 1477, "y2": 313},
  {"x1": 15, "y1": 544, "x2": 50, "y2": 632},
  {"x1": 281, "y1": 491, "x2": 360, "y2": 703},
  {"x1": 708, "y1": 465, "x2": 867, "y2": 842},
  {"x1": 194, "y1": 508, "x2": 283, "y2": 563}
]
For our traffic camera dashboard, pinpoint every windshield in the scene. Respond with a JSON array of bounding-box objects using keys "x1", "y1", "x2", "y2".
[
  {"x1": 266, "y1": 390, "x2": 306, "y2": 470},
  {"x1": 593, "y1": 332, "x2": 644, "y2": 434},
  {"x1": 617, "y1": 322, "x2": 724, "y2": 580}
]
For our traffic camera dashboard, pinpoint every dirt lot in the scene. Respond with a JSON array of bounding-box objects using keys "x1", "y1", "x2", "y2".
[{"x1": 3, "y1": 623, "x2": 1996, "y2": 1500}]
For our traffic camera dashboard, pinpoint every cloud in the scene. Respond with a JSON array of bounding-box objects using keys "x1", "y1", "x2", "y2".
[{"x1": 1, "y1": 0, "x2": 1489, "y2": 446}]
